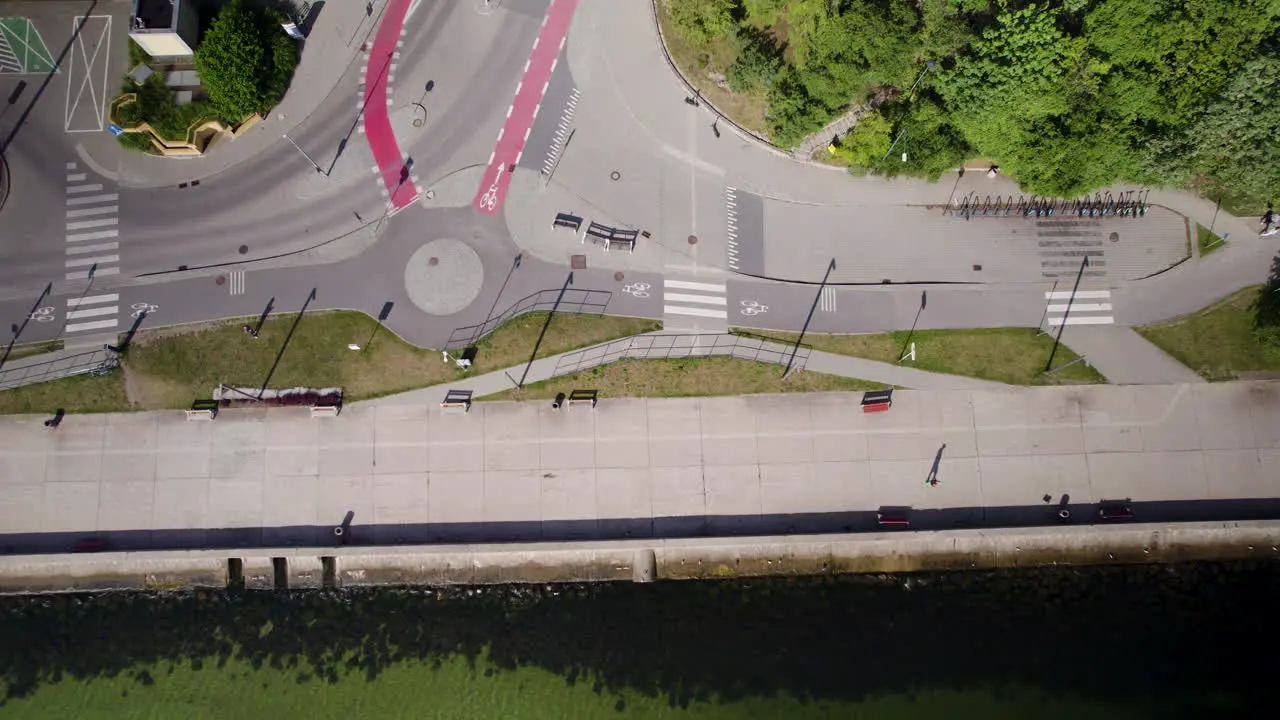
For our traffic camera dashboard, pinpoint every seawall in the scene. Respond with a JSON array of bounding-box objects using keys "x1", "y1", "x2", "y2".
[{"x1": 0, "y1": 521, "x2": 1277, "y2": 594}]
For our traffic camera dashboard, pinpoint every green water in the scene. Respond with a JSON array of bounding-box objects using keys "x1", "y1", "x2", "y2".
[{"x1": 0, "y1": 561, "x2": 1274, "y2": 718}]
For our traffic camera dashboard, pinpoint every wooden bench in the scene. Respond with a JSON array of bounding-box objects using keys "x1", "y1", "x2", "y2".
[
  {"x1": 552, "y1": 212, "x2": 583, "y2": 233},
  {"x1": 186, "y1": 399, "x2": 219, "y2": 421},
  {"x1": 861, "y1": 389, "x2": 894, "y2": 413},
  {"x1": 441, "y1": 389, "x2": 473, "y2": 414},
  {"x1": 566, "y1": 389, "x2": 598, "y2": 409}
]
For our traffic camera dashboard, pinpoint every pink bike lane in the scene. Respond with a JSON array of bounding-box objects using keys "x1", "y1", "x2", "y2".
[
  {"x1": 473, "y1": 0, "x2": 579, "y2": 215},
  {"x1": 364, "y1": 0, "x2": 418, "y2": 210}
]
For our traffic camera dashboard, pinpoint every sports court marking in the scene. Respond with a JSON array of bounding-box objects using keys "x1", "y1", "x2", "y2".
[
  {"x1": 0, "y1": 18, "x2": 58, "y2": 74},
  {"x1": 64, "y1": 15, "x2": 111, "y2": 133}
]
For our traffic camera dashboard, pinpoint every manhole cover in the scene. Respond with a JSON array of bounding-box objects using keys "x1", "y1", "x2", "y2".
[
  {"x1": 571, "y1": 254, "x2": 587, "y2": 270},
  {"x1": 425, "y1": 190, "x2": 435, "y2": 200},
  {"x1": 614, "y1": 271, "x2": 624, "y2": 281},
  {"x1": 687, "y1": 235, "x2": 698, "y2": 245},
  {"x1": 610, "y1": 171, "x2": 621, "y2": 181},
  {"x1": 1109, "y1": 231, "x2": 1120, "y2": 242},
  {"x1": 428, "y1": 257, "x2": 439, "y2": 266},
  {"x1": 216, "y1": 275, "x2": 226, "y2": 285},
  {"x1": 238, "y1": 245, "x2": 249, "y2": 254}
]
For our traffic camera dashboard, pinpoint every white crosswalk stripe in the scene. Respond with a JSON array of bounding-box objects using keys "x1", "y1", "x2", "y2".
[
  {"x1": 663, "y1": 278, "x2": 729, "y2": 330},
  {"x1": 1045, "y1": 289, "x2": 1114, "y2": 326},
  {"x1": 64, "y1": 293, "x2": 119, "y2": 333},
  {"x1": 228, "y1": 270, "x2": 246, "y2": 296},
  {"x1": 725, "y1": 187, "x2": 739, "y2": 271},
  {"x1": 542, "y1": 87, "x2": 580, "y2": 176},
  {"x1": 820, "y1": 286, "x2": 836, "y2": 313},
  {"x1": 64, "y1": 164, "x2": 121, "y2": 280}
]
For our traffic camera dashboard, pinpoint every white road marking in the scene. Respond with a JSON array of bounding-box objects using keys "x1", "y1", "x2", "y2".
[
  {"x1": 1047, "y1": 315, "x2": 1114, "y2": 326},
  {"x1": 65, "y1": 229, "x2": 118, "y2": 242},
  {"x1": 65, "y1": 305, "x2": 116, "y2": 319},
  {"x1": 66, "y1": 293, "x2": 119, "y2": 307},
  {"x1": 820, "y1": 286, "x2": 836, "y2": 313},
  {"x1": 66, "y1": 173, "x2": 87, "y2": 182},
  {"x1": 664, "y1": 280, "x2": 726, "y2": 293},
  {"x1": 66, "y1": 183, "x2": 103, "y2": 194},
  {"x1": 66, "y1": 254, "x2": 118, "y2": 267},
  {"x1": 66, "y1": 218, "x2": 117, "y2": 230},
  {"x1": 664, "y1": 293, "x2": 727, "y2": 306},
  {"x1": 66, "y1": 205, "x2": 117, "y2": 217},
  {"x1": 64, "y1": 318, "x2": 118, "y2": 332},
  {"x1": 664, "y1": 305, "x2": 728, "y2": 319},
  {"x1": 1045, "y1": 290, "x2": 1110, "y2": 300},
  {"x1": 65, "y1": 266, "x2": 119, "y2": 280},
  {"x1": 1046, "y1": 303, "x2": 1112, "y2": 313},
  {"x1": 66, "y1": 193, "x2": 118, "y2": 205},
  {"x1": 65, "y1": 242, "x2": 118, "y2": 255}
]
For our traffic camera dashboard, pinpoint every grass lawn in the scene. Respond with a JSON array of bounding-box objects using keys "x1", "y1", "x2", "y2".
[
  {"x1": 0, "y1": 311, "x2": 658, "y2": 413},
  {"x1": 655, "y1": 5, "x2": 769, "y2": 135},
  {"x1": 0, "y1": 371, "x2": 129, "y2": 415},
  {"x1": 485, "y1": 356, "x2": 881, "y2": 401},
  {"x1": 1136, "y1": 286, "x2": 1280, "y2": 381},
  {"x1": 1197, "y1": 224, "x2": 1226, "y2": 257},
  {"x1": 740, "y1": 328, "x2": 1106, "y2": 385}
]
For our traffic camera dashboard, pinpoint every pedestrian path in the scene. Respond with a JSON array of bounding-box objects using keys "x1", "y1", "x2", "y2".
[
  {"x1": 1045, "y1": 289, "x2": 1113, "y2": 326},
  {"x1": 1059, "y1": 325, "x2": 1204, "y2": 385},
  {"x1": 64, "y1": 162, "x2": 120, "y2": 282},
  {"x1": 662, "y1": 277, "x2": 728, "y2": 332}
]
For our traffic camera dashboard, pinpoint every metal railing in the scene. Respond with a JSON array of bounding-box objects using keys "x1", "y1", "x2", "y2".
[
  {"x1": 0, "y1": 348, "x2": 119, "y2": 392},
  {"x1": 551, "y1": 332, "x2": 812, "y2": 378},
  {"x1": 445, "y1": 288, "x2": 612, "y2": 350}
]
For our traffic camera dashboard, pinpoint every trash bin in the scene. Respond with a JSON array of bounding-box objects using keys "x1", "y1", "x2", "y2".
[
  {"x1": 1057, "y1": 509, "x2": 1071, "y2": 522},
  {"x1": 552, "y1": 392, "x2": 566, "y2": 410}
]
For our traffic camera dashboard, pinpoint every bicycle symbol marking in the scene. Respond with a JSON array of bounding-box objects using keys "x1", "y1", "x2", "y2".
[
  {"x1": 131, "y1": 302, "x2": 158, "y2": 319},
  {"x1": 622, "y1": 282, "x2": 651, "y2": 298},
  {"x1": 29, "y1": 306, "x2": 56, "y2": 322},
  {"x1": 479, "y1": 166, "x2": 504, "y2": 211},
  {"x1": 740, "y1": 299, "x2": 768, "y2": 316}
]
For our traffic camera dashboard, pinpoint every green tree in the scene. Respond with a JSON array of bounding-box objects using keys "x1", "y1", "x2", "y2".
[
  {"x1": 766, "y1": 66, "x2": 827, "y2": 146},
  {"x1": 725, "y1": 27, "x2": 783, "y2": 93},
  {"x1": 873, "y1": 97, "x2": 972, "y2": 181},
  {"x1": 832, "y1": 110, "x2": 892, "y2": 168},
  {"x1": 194, "y1": 1, "x2": 298, "y2": 119},
  {"x1": 661, "y1": 0, "x2": 738, "y2": 44}
]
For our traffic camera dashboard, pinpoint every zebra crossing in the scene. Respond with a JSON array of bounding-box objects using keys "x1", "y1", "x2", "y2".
[
  {"x1": 541, "y1": 87, "x2": 580, "y2": 176},
  {"x1": 820, "y1": 286, "x2": 836, "y2": 313},
  {"x1": 1045, "y1": 289, "x2": 1113, "y2": 326},
  {"x1": 725, "y1": 186, "x2": 740, "y2": 271},
  {"x1": 228, "y1": 270, "x2": 246, "y2": 296},
  {"x1": 65, "y1": 162, "x2": 120, "y2": 281},
  {"x1": 663, "y1": 278, "x2": 727, "y2": 330},
  {"x1": 64, "y1": 293, "x2": 120, "y2": 334}
]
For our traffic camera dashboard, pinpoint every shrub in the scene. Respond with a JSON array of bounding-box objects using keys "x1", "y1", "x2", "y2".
[{"x1": 726, "y1": 28, "x2": 783, "y2": 93}]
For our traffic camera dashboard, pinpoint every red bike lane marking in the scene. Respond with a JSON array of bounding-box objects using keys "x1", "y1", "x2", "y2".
[
  {"x1": 364, "y1": 0, "x2": 418, "y2": 210},
  {"x1": 473, "y1": 0, "x2": 579, "y2": 215}
]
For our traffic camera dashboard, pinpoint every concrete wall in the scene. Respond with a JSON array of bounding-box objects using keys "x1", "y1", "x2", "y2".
[{"x1": 0, "y1": 522, "x2": 1276, "y2": 595}]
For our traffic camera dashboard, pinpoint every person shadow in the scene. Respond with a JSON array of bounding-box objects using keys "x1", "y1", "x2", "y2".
[{"x1": 926, "y1": 443, "x2": 946, "y2": 486}]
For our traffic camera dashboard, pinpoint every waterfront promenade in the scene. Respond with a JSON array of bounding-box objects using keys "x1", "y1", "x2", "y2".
[{"x1": 1, "y1": 380, "x2": 1279, "y2": 555}]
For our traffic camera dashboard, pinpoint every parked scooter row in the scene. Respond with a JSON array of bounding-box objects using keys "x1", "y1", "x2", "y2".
[{"x1": 947, "y1": 190, "x2": 1150, "y2": 220}]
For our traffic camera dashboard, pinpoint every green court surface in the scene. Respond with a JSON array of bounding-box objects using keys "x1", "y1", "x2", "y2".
[{"x1": 0, "y1": 18, "x2": 58, "y2": 74}]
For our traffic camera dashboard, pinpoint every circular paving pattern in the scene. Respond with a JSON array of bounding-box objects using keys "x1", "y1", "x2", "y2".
[{"x1": 404, "y1": 239, "x2": 484, "y2": 316}]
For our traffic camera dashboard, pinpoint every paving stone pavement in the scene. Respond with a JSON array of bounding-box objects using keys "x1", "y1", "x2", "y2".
[{"x1": 3, "y1": 373, "x2": 1279, "y2": 553}]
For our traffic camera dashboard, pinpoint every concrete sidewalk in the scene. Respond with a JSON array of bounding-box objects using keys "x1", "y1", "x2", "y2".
[
  {"x1": 1, "y1": 380, "x2": 1277, "y2": 554},
  {"x1": 1058, "y1": 326, "x2": 1204, "y2": 386}
]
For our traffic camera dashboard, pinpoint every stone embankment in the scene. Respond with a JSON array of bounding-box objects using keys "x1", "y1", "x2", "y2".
[{"x1": 0, "y1": 521, "x2": 1276, "y2": 594}]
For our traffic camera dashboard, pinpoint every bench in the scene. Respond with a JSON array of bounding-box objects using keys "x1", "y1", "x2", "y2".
[
  {"x1": 310, "y1": 405, "x2": 341, "y2": 418},
  {"x1": 74, "y1": 538, "x2": 108, "y2": 552},
  {"x1": 605, "y1": 228, "x2": 638, "y2": 254},
  {"x1": 186, "y1": 399, "x2": 219, "y2": 421},
  {"x1": 566, "y1": 389, "x2": 598, "y2": 409},
  {"x1": 441, "y1": 389, "x2": 473, "y2": 414},
  {"x1": 861, "y1": 389, "x2": 894, "y2": 413},
  {"x1": 552, "y1": 212, "x2": 583, "y2": 233},
  {"x1": 584, "y1": 221, "x2": 612, "y2": 248}
]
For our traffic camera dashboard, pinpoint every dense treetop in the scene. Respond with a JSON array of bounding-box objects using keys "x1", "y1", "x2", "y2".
[{"x1": 662, "y1": 0, "x2": 1280, "y2": 204}]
